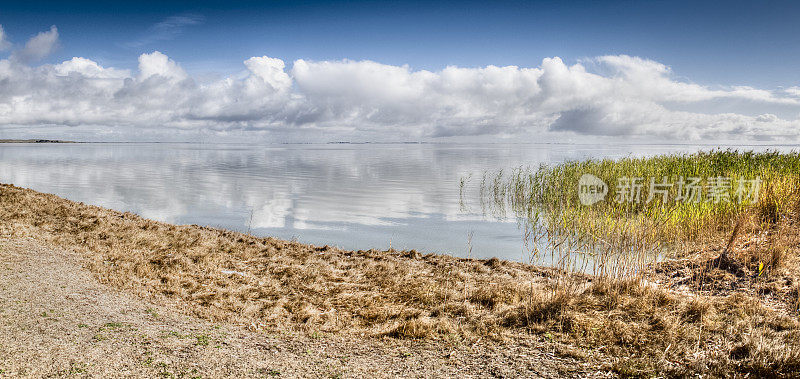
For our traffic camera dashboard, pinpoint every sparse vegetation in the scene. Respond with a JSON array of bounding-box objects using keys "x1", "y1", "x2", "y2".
[
  {"x1": 145, "y1": 307, "x2": 159, "y2": 318},
  {"x1": 194, "y1": 334, "x2": 211, "y2": 346}
]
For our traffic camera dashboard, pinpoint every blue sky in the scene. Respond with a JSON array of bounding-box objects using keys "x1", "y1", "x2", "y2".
[
  {"x1": 2, "y1": 0, "x2": 799, "y2": 88},
  {"x1": 1, "y1": 0, "x2": 800, "y2": 142}
]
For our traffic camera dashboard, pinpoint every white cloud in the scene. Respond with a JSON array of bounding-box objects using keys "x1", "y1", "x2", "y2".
[
  {"x1": 243, "y1": 56, "x2": 292, "y2": 91},
  {"x1": 10, "y1": 25, "x2": 58, "y2": 64},
  {"x1": 785, "y1": 87, "x2": 800, "y2": 97},
  {"x1": 54, "y1": 57, "x2": 130, "y2": 79},
  {"x1": 756, "y1": 113, "x2": 779, "y2": 123},
  {"x1": 137, "y1": 51, "x2": 188, "y2": 80},
  {"x1": 0, "y1": 25, "x2": 11, "y2": 51},
  {"x1": 2, "y1": 25, "x2": 800, "y2": 142}
]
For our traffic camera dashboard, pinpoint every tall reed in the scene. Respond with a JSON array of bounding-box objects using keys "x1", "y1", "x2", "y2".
[{"x1": 475, "y1": 150, "x2": 800, "y2": 280}]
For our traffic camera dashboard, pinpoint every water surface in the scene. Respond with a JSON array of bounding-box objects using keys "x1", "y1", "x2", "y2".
[{"x1": 1, "y1": 142, "x2": 792, "y2": 260}]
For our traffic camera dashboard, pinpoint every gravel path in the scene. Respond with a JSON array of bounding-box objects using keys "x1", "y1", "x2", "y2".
[{"x1": 0, "y1": 236, "x2": 599, "y2": 378}]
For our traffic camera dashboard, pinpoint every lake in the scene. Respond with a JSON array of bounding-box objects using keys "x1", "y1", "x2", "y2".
[{"x1": 1, "y1": 142, "x2": 792, "y2": 261}]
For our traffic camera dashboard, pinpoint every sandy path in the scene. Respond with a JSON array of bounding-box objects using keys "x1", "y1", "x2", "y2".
[{"x1": 0, "y1": 236, "x2": 597, "y2": 378}]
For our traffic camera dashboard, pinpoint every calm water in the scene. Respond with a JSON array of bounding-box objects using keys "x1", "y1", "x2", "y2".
[{"x1": 1, "y1": 142, "x2": 793, "y2": 261}]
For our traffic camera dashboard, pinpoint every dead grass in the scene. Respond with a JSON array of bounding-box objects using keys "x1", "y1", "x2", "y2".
[
  {"x1": 2, "y1": 183, "x2": 800, "y2": 377},
  {"x1": 0, "y1": 183, "x2": 556, "y2": 340}
]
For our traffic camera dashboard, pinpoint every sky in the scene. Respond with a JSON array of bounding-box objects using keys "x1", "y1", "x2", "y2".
[{"x1": 1, "y1": 0, "x2": 800, "y2": 142}]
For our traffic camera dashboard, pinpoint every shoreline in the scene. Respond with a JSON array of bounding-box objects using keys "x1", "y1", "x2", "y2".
[
  {"x1": 2, "y1": 183, "x2": 799, "y2": 376},
  {"x1": 5, "y1": 139, "x2": 800, "y2": 147},
  {"x1": 0, "y1": 139, "x2": 77, "y2": 143}
]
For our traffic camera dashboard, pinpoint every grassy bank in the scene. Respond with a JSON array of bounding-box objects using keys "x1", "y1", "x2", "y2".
[{"x1": 2, "y1": 180, "x2": 800, "y2": 377}]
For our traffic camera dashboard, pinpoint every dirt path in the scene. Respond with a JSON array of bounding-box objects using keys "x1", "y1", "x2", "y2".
[{"x1": 0, "y1": 236, "x2": 598, "y2": 378}]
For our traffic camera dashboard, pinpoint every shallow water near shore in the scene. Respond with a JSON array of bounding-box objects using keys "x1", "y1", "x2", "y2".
[{"x1": 1, "y1": 142, "x2": 795, "y2": 261}]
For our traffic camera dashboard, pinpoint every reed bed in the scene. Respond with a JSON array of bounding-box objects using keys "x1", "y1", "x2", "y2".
[{"x1": 477, "y1": 150, "x2": 800, "y2": 279}]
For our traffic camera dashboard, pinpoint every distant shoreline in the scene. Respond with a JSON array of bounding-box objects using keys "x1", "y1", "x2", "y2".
[
  {"x1": 2, "y1": 139, "x2": 800, "y2": 147},
  {"x1": 0, "y1": 139, "x2": 77, "y2": 143}
]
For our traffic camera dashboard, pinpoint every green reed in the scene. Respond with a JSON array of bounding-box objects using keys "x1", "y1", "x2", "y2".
[{"x1": 478, "y1": 150, "x2": 800, "y2": 277}]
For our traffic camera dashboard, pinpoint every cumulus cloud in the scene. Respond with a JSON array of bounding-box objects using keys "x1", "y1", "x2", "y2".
[
  {"x1": 137, "y1": 51, "x2": 188, "y2": 80},
  {"x1": 10, "y1": 25, "x2": 58, "y2": 64},
  {"x1": 53, "y1": 57, "x2": 130, "y2": 79},
  {"x1": 243, "y1": 56, "x2": 292, "y2": 91},
  {"x1": 2, "y1": 25, "x2": 800, "y2": 141}
]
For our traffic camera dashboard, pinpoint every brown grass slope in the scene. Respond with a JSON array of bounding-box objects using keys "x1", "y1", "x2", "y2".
[
  {"x1": 0, "y1": 237, "x2": 592, "y2": 378},
  {"x1": 2, "y1": 183, "x2": 800, "y2": 377}
]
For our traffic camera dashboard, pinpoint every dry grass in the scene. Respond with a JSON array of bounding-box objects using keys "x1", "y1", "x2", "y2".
[
  {"x1": 2, "y1": 183, "x2": 800, "y2": 377},
  {"x1": 0, "y1": 183, "x2": 555, "y2": 340}
]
